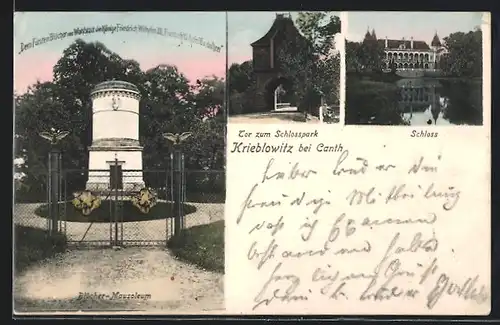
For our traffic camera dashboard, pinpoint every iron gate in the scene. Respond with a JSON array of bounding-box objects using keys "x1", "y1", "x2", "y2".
[{"x1": 54, "y1": 154, "x2": 186, "y2": 247}]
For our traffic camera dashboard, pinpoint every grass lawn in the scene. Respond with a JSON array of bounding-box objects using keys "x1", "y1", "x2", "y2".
[
  {"x1": 14, "y1": 225, "x2": 67, "y2": 275},
  {"x1": 35, "y1": 201, "x2": 197, "y2": 222},
  {"x1": 167, "y1": 220, "x2": 224, "y2": 273}
]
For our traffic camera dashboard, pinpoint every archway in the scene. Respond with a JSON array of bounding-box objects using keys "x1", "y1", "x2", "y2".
[{"x1": 264, "y1": 76, "x2": 295, "y2": 111}]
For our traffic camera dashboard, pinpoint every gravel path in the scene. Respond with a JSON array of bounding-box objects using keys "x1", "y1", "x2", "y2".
[{"x1": 13, "y1": 204, "x2": 225, "y2": 314}]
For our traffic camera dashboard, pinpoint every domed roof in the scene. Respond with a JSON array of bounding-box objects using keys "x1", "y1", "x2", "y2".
[{"x1": 91, "y1": 80, "x2": 140, "y2": 94}]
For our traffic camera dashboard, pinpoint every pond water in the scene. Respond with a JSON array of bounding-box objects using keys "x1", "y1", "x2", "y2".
[{"x1": 396, "y1": 78, "x2": 482, "y2": 126}]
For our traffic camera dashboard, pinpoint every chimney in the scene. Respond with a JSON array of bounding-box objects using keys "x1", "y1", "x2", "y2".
[
  {"x1": 385, "y1": 36, "x2": 388, "y2": 48},
  {"x1": 410, "y1": 36, "x2": 414, "y2": 49}
]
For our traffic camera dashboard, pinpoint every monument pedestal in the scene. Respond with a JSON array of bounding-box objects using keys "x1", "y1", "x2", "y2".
[{"x1": 86, "y1": 141, "x2": 145, "y2": 192}]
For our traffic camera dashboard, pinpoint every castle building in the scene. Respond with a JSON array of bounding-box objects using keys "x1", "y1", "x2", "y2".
[{"x1": 363, "y1": 29, "x2": 447, "y2": 71}]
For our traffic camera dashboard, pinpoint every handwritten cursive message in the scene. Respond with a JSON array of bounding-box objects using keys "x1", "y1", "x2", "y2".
[{"x1": 225, "y1": 125, "x2": 490, "y2": 315}]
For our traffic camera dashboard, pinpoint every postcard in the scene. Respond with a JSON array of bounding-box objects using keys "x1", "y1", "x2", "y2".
[
  {"x1": 13, "y1": 11, "x2": 226, "y2": 315},
  {"x1": 225, "y1": 11, "x2": 491, "y2": 315},
  {"x1": 13, "y1": 10, "x2": 492, "y2": 317}
]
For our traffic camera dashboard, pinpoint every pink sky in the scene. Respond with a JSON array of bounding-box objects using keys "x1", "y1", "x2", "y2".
[
  {"x1": 14, "y1": 12, "x2": 227, "y2": 94},
  {"x1": 14, "y1": 11, "x2": 346, "y2": 94},
  {"x1": 14, "y1": 51, "x2": 226, "y2": 94}
]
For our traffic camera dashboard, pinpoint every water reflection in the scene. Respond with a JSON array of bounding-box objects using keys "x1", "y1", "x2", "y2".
[{"x1": 396, "y1": 78, "x2": 482, "y2": 126}]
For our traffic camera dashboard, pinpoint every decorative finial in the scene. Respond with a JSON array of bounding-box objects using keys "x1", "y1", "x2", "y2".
[
  {"x1": 163, "y1": 132, "x2": 193, "y2": 146},
  {"x1": 39, "y1": 128, "x2": 69, "y2": 145}
]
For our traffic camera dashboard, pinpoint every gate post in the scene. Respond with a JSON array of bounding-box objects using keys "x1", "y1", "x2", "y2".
[
  {"x1": 173, "y1": 148, "x2": 183, "y2": 236},
  {"x1": 163, "y1": 132, "x2": 192, "y2": 237},
  {"x1": 39, "y1": 128, "x2": 69, "y2": 236},
  {"x1": 49, "y1": 148, "x2": 61, "y2": 235}
]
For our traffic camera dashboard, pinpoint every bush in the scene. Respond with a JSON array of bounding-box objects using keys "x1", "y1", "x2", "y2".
[
  {"x1": 14, "y1": 226, "x2": 67, "y2": 274},
  {"x1": 440, "y1": 79, "x2": 482, "y2": 125},
  {"x1": 167, "y1": 220, "x2": 224, "y2": 273}
]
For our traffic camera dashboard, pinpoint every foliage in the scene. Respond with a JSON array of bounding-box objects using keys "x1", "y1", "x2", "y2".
[
  {"x1": 441, "y1": 29, "x2": 482, "y2": 78},
  {"x1": 72, "y1": 190, "x2": 102, "y2": 215},
  {"x1": 346, "y1": 41, "x2": 362, "y2": 73},
  {"x1": 346, "y1": 39, "x2": 385, "y2": 73},
  {"x1": 14, "y1": 225, "x2": 67, "y2": 275},
  {"x1": 14, "y1": 39, "x2": 225, "y2": 198},
  {"x1": 346, "y1": 78, "x2": 405, "y2": 125},
  {"x1": 130, "y1": 188, "x2": 158, "y2": 214},
  {"x1": 183, "y1": 117, "x2": 225, "y2": 170},
  {"x1": 228, "y1": 61, "x2": 257, "y2": 115},
  {"x1": 167, "y1": 220, "x2": 224, "y2": 273},
  {"x1": 441, "y1": 79, "x2": 482, "y2": 125},
  {"x1": 277, "y1": 12, "x2": 341, "y2": 110},
  {"x1": 229, "y1": 61, "x2": 254, "y2": 94},
  {"x1": 359, "y1": 39, "x2": 385, "y2": 72}
]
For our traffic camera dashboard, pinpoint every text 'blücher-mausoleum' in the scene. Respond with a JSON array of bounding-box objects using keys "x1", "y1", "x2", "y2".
[{"x1": 363, "y1": 28, "x2": 447, "y2": 75}]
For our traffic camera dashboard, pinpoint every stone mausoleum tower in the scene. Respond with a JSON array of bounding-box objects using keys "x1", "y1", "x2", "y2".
[{"x1": 86, "y1": 80, "x2": 145, "y2": 191}]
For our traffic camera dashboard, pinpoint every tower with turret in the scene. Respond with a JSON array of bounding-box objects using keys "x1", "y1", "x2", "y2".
[{"x1": 430, "y1": 31, "x2": 442, "y2": 51}]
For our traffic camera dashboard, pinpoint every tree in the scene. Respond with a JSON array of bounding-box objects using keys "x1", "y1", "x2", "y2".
[
  {"x1": 193, "y1": 76, "x2": 225, "y2": 118},
  {"x1": 441, "y1": 29, "x2": 482, "y2": 78},
  {"x1": 359, "y1": 39, "x2": 385, "y2": 72},
  {"x1": 276, "y1": 12, "x2": 341, "y2": 113},
  {"x1": 15, "y1": 39, "x2": 226, "y2": 201},
  {"x1": 346, "y1": 34, "x2": 385, "y2": 75},
  {"x1": 183, "y1": 116, "x2": 225, "y2": 170},
  {"x1": 228, "y1": 61, "x2": 257, "y2": 115},
  {"x1": 140, "y1": 64, "x2": 196, "y2": 170},
  {"x1": 229, "y1": 61, "x2": 253, "y2": 94},
  {"x1": 50, "y1": 39, "x2": 146, "y2": 171},
  {"x1": 346, "y1": 41, "x2": 363, "y2": 73},
  {"x1": 14, "y1": 82, "x2": 76, "y2": 201}
]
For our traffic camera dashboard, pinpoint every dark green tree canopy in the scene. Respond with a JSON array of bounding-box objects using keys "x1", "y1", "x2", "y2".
[
  {"x1": 15, "y1": 39, "x2": 226, "y2": 199},
  {"x1": 277, "y1": 12, "x2": 341, "y2": 108}
]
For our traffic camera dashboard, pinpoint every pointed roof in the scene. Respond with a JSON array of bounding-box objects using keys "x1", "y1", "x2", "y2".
[
  {"x1": 371, "y1": 29, "x2": 377, "y2": 40},
  {"x1": 364, "y1": 27, "x2": 373, "y2": 41},
  {"x1": 250, "y1": 13, "x2": 297, "y2": 47},
  {"x1": 431, "y1": 32, "x2": 442, "y2": 47}
]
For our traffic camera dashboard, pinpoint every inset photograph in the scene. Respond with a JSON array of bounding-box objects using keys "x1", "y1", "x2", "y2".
[
  {"x1": 228, "y1": 12, "x2": 341, "y2": 124},
  {"x1": 345, "y1": 12, "x2": 483, "y2": 126},
  {"x1": 14, "y1": 12, "x2": 225, "y2": 314}
]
